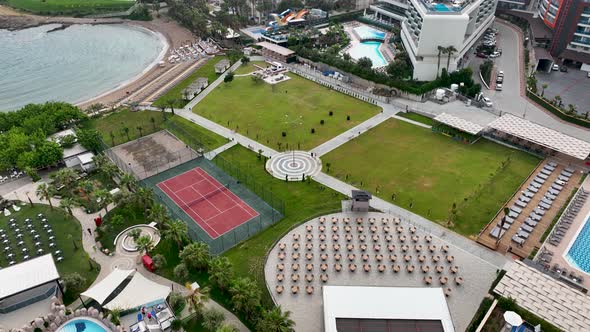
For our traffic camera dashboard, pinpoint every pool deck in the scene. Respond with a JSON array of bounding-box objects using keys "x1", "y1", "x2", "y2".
[
  {"x1": 541, "y1": 176, "x2": 590, "y2": 289},
  {"x1": 342, "y1": 22, "x2": 393, "y2": 68}
]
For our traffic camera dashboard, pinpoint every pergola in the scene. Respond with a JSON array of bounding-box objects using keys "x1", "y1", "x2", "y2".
[
  {"x1": 487, "y1": 114, "x2": 590, "y2": 160},
  {"x1": 433, "y1": 113, "x2": 484, "y2": 135}
]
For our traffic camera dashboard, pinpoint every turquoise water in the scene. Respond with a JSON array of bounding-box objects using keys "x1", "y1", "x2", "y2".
[
  {"x1": 433, "y1": 3, "x2": 451, "y2": 11},
  {"x1": 566, "y1": 215, "x2": 590, "y2": 273},
  {"x1": 353, "y1": 25, "x2": 386, "y2": 41},
  {"x1": 348, "y1": 41, "x2": 388, "y2": 68},
  {"x1": 0, "y1": 24, "x2": 165, "y2": 111},
  {"x1": 57, "y1": 319, "x2": 108, "y2": 332}
]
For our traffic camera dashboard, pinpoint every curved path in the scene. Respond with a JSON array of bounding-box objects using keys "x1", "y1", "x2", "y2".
[{"x1": 3, "y1": 180, "x2": 249, "y2": 332}]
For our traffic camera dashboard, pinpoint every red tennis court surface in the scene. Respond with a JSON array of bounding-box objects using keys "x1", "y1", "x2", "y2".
[{"x1": 157, "y1": 167, "x2": 259, "y2": 239}]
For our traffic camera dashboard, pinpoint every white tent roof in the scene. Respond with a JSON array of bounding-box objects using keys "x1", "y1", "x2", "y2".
[
  {"x1": 488, "y1": 114, "x2": 590, "y2": 160},
  {"x1": 81, "y1": 269, "x2": 134, "y2": 305},
  {"x1": 104, "y1": 272, "x2": 171, "y2": 311},
  {"x1": 434, "y1": 113, "x2": 484, "y2": 135},
  {"x1": 0, "y1": 254, "x2": 59, "y2": 300},
  {"x1": 323, "y1": 286, "x2": 455, "y2": 332}
]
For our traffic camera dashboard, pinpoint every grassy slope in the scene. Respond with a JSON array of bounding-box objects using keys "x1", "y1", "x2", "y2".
[
  {"x1": 96, "y1": 204, "x2": 145, "y2": 251},
  {"x1": 193, "y1": 73, "x2": 380, "y2": 150},
  {"x1": 153, "y1": 56, "x2": 229, "y2": 109},
  {"x1": 86, "y1": 110, "x2": 226, "y2": 150},
  {"x1": 323, "y1": 119, "x2": 539, "y2": 236},
  {"x1": 0, "y1": 205, "x2": 99, "y2": 304},
  {"x1": 396, "y1": 112, "x2": 435, "y2": 126},
  {"x1": 7, "y1": 0, "x2": 134, "y2": 14}
]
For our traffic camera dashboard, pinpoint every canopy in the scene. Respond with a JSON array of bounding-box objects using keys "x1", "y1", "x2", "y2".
[
  {"x1": 81, "y1": 269, "x2": 134, "y2": 305},
  {"x1": 0, "y1": 254, "x2": 59, "y2": 300},
  {"x1": 104, "y1": 272, "x2": 170, "y2": 311},
  {"x1": 504, "y1": 311, "x2": 523, "y2": 327},
  {"x1": 434, "y1": 113, "x2": 484, "y2": 135}
]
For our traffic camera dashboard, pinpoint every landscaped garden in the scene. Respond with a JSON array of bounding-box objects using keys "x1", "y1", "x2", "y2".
[
  {"x1": 0, "y1": 204, "x2": 99, "y2": 304},
  {"x1": 193, "y1": 72, "x2": 381, "y2": 150},
  {"x1": 153, "y1": 56, "x2": 229, "y2": 109},
  {"x1": 322, "y1": 119, "x2": 540, "y2": 236},
  {"x1": 7, "y1": 0, "x2": 134, "y2": 15}
]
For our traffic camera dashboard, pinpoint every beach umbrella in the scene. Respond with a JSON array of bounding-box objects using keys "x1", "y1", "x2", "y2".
[{"x1": 503, "y1": 311, "x2": 523, "y2": 327}]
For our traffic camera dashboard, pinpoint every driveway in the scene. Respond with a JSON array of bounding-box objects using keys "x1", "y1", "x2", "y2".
[{"x1": 536, "y1": 68, "x2": 590, "y2": 117}]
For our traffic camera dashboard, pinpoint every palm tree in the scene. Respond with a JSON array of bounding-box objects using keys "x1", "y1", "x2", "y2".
[
  {"x1": 496, "y1": 207, "x2": 510, "y2": 246},
  {"x1": 180, "y1": 242, "x2": 210, "y2": 271},
  {"x1": 122, "y1": 126, "x2": 130, "y2": 141},
  {"x1": 541, "y1": 83, "x2": 548, "y2": 97},
  {"x1": 436, "y1": 46, "x2": 444, "y2": 78},
  {"x1": 257, "y1": 306, "x2": 296, "y2": 332},
  {"x1": 202, "y1": 308, "x2": 225, "y2": 331},
  {"x1": 445, "y1": 46, "x2": 457, "y2": 72},
  {"x1": 110, "y1": 131, "x2": 116, "y2": 146},
  {"x1": 185, "y1": 283, "x2": 210, "y2": 319},
  {"x1": 96, "y1": 158, "x2": 119, "y2": 180},
  {"x1": 148, "y1": 203, "x2": 169, "y2": 225},
  {"x1": 36, "y1": 183, "x2": 55, "y2": 209},
  {"x1": 120, "y1": 173, "x2": 138, "y2": 192},
  {"x1": 554, "y1": 95, "x2": 562, "y2": 107},
  {"x1": 95, "y1": 189, "x2": 113, "y2": 214},
  {"x1": 216, "y1": 324, "x2": 238, "y2": 332},
  {"x1": 135, "y1": 187, "x2": 154, "y2": 212},
  {"x1": 150, "y1": 117, "x2": 157, "y2": 131},
  {"x1": 59, "y1": 197, "x2": 76, "y2": 215},
  {"x1": 209, "y1": 256, "x2": 233, "y2": 290},
  {"x1": 163, "y1": 220, "x2": 188, "y2": 248},
  {"x1": 229, "y1": 277, "x2": 261, "y2": 320},
  {"x1": 78, "y1": 179, "x2": 94, "y2": 205},
  {"x1": 135, "y1": 235, "x2": 154, "y2": 255},
  {"x1": 166, "y1": 100, "x2": 176, "y2": 116},
  {"x1": 51, "y1": 168, "x2": 78, "y2": 189},
  {"x1": 136, "y1": 126, "x2": 144, "y2": 137},
  {"x1": 568, "y1": 104, "x2": 577, "y2": 114},
  {"x1": 129, "y1": 229, "x2": 142, "y2": 242}
]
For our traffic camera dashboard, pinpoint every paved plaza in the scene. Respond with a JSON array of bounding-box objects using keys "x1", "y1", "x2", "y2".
[
  {"x1": 536, "y1": 68, "x2": 590, "y2": 117},
  {"x1": 264, "y1": 211, "x2": 499, "y2": 332}
]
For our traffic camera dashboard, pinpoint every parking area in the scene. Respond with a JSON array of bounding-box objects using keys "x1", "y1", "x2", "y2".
[{"x1": 535, "y1": 68, "x2": 590, "y2": 116}]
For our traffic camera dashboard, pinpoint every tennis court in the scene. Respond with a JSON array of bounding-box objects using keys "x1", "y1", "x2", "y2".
[{"x1": 157, "y1": 167, "x2": 259, "y2": 239}]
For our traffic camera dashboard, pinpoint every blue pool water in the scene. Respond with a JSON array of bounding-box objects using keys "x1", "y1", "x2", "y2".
[
  {"x1": 433, "y1": 3, "x2": 451, "y2": 11},
  {"x1": 353, "y1": 25, "x2": 386, "y2": 41},
  {"x1": 57, "y1": 319, "x2": 108, "y2": 332},
  {"x1": 347, "y1": 41, "x2": 388, "y2": 68},
  {"x1": 566, "y1": 216, "x2": 590, "y2": 273}
]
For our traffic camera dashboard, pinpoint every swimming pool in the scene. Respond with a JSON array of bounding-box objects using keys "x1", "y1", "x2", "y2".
[
  {"x1": 433, "y1": 3, "x2": 451, "y2": 11},
  {"x1": 566, "y1": 214, "x2": 590, "y2": 273},
  {"x1": 347, "y1": 41, "x2": 388, "y2": 68},
  {"x1": 353, "y1": 25, "x2": 386, "y2": 41},
  {"x1": 57, "y1": 319, "x2": 109, "y2": 332}
]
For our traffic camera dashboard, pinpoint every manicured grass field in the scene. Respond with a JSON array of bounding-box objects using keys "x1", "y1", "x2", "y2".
[
  {"x1": 0, "y1": 205, "x2": 99, "y2": 304},
  {"x1": 397, "y1": 112, "x2": 435, "y2": 126},
  {"x1": 153, "y1": 56, "x2": 229, "y2": 109},
  {"x1": 193, "y1": 73, "x2": 381, "y2": 150},
  {"x1": 7, "y1": 0, "x2": 134, "y2": 15},
  {"x1": 86, "y1": 109, "x2": 226, "y2": 150},
  {"x1": 323, "y1": 119, "x2": 540, "y2": 236}
]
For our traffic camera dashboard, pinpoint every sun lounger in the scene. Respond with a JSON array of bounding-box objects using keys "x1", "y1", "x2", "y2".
[
  {"x1": 541, "y1": 198, "x2": 553, "y2": 205},
  {"x1": 497, "y1": 220, "x2": 511, "y2": 229},
  {"x1": 539, "y1": 202, "x2": 551, "y2": 210},
  {"x1": 545, "y1": 193, "x2": 557, "y2": 200},
  {"x1": 561, "y1": 170, "x2": 573, "y2": 177},
  {"x1": 534, "y1": 208, "x2": 545, "y2": 215},
  {"x1": 504, "y1": 216, "x2": 515, "y2": 224},
  {"x1": 558, "y1": 175, "x2": 569, "y2": 182},
  {"x1": 517, "y1": 230, "x2": 530, "y2": 239},
  {"x1": 544, "y1": 165, "x2": 556, "y2": 172},
  {"x1": 524, "y1": 218, "x2": 538, "y2": 227},
  {"x1": 549, "y1": 188, "x2": 560, "y2": 196},
  {"x1": 532, "y1": 182, "x2": 542, "y2": 189},
  {"x1": 509, "y1": 211, "x2": 519, "y2": 219},
  {"x1": 548, "y1": 161, "x2": 558, "y2": 167},
  {"x1": 511, "y1": 205, "x2": 523, "y2": 214},
  {"x1": 489, "y1": 226, "x2": 506, "y2": 239},
  {"x1": 565, "y1": 167, "x2": 575, "y2": 173},
  {"x1": 538, "y1": 173, "x2": 549, "y2": 180},
  {"x1": 521, "y1": 224, "x2": 534, "y2": 233},
  {"x1": 552, "y1": 183, "x2": 563, "y2": 191},
  {"x1": 555, "y1": 179, "x2": 566, "y2": 186},
  {"x1": 533, "y1": 177, "x2": 545, "y2": 185},
  {"x1": 541, "y1": 169, "x2": 552, "y2": 176},
  {"x1": 512, "y1": 235, "x2": 525, "y2": 245},
  {"x1": 528, "y1": 185, "x2": 539, "y2": 193},
  {"x1": 523, "y1": 191, "x2": 535, "y2": 198},
  {"x1": 515, "y1": 200, "x2": 527, "y2": 208},
  {"x1": 519, "y1": 195, "x2": 531, "y2": 203},
  {"x1": 531, "y1": 213, "x2": 542, "y2": 221}
]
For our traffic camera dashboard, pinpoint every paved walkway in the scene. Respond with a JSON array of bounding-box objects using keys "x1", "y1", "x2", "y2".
[
  {"x1": 204, "y1": 140, "x2": 238, "y2": 160},
  {"x1": 2, "y1": 181, "x2": 249, "y2": 332},
  {"x1": 184, "y1": 61, "x2": 243, "y2": 111}
]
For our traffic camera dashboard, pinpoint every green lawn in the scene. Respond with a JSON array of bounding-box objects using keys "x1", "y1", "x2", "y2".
[
  {"x1": 323, "y1": 119, "x2": 540, "y2": 237},
  {"x1": 86, "y1": 109, "x2": 226, "y2": 151},
  {"x1": 232, "y1": 61, "x2": 265, "y2": 75},
  {"x1": 0, "y1": 204, "x2": 100, "y2": 304},
  {"x1": 193, "y1": 73, "x2": 381, "y2": 150},
  {"x1": 397, "y1": 112, "x2": 435, "y2": 126},
  {"x1": 153, "y1": 56, "x2": 229, "y2": 109},
  {"x1": 7, "y1": 0, "x2": 134, "y2": 15}
]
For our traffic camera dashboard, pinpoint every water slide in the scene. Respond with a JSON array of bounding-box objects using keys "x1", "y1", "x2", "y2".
[
  {"x1": 281, "y1": 12, "x2": 295, "y2": 24},
  {"x1": 294, "y1": 9, "x2": 309, "y2": 19}
]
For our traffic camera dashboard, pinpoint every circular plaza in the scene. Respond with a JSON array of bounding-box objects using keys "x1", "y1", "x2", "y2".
[
  {"x1": 264, "y1": 211, "x2": 499, "y2": 332},
  {"x1": 266, "y1": 150, "x2": 322, "y2": 181}
]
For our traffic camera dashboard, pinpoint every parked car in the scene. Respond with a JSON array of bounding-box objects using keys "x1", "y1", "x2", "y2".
[
  {"x1": 587, "y1": 71, "x2": 590, "y2": 78},
  {"x1": 488, "y1": 51, "x2": 501, "y2": 58},
  {"x1": 476, "y1": 52, "x2": 488, "y2": 58},
  {"x1": 497, "y1": 48, "x2": 503, "y2": 55},
  {"x1": 552, "y1": 64, "x2": 559, "y2": 71},
  {"x1": 496, "y1": 83, "x2": 503, "y2": 91},
  {"x1": 496, "y1": 76, "x2": 503, "y2": 83},
  {"x1": 482, "y1": 97, "x2": 493, "y2": 107},
  {"x1": 560, "y1": 66, "x2": 568, "y2": 72},
  {"x1": 497, "y1": 70, "x2": 504, "y2": 77}
]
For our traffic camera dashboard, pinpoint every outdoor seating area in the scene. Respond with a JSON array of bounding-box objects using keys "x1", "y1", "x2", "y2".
[
  {"x1": 0, "y1": 213, "x2": 63, "y2": 267},
  {"x1": 0, "y1": 169, "x2": 24, "y2": 184},
  {"x1": 546, "y1": 188, "x2": 588, "y2": 247},
  {"x1": 129, "y1": 302, "x2": 175, "y2": 332}
]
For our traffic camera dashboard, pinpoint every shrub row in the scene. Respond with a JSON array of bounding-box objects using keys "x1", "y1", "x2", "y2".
[{"x1": 527, "y1": 90, "x2": 590, "y2": 128}]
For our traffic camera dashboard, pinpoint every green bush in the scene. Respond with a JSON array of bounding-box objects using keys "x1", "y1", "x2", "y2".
[
  {"x1": 527, "y1": 90, "x2": 590, "y2": 128},
  {"x1": 496, "y1": 297, "x2": 562, "y2": 332}
]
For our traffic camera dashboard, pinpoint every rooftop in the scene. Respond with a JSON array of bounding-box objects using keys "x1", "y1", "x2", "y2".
[
  {"x1": 256, "y1": 42, "x2": 296, "y2": 56},
  {"x1": 434, "y1": 113, "x2": 484, "y2": 135},
  {"x1": 0, "y1": 254, "x2": 60, "y2": 300}
]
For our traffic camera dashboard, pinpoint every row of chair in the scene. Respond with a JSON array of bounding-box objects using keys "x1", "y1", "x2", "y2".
[{"x1": 548, "y1": 188, "x2": 589, "y2": 246}]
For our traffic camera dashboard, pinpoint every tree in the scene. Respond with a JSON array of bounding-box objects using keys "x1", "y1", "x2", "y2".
[
  {"x1": 120, "y1": 173, "x2": 138, "y2": 192},
  {"x1": 554, "y1": 95, "x2": 562, "y2": 107},
  {"x1": 76, "y1": 129, "x2": 103, "y2": 153},
  {"x1": 34, "y1": 141, "x2": 63, "y2": 168},
  {"x1": 110, "y1": 214, "x2": 125, "y2": 228},
  {"x1": 444, "y1": 46, "x2": 457, "y2": 72},
  {"x1": 150, "y1": 116, "x2": 157, "y2": 131},
  {"x1": 148, "y1": 203, "x2": 169, "y2": 225},
  {"x1": 277, "y1": 0, "x2": 303, "y2": 11},
  {"x1": 109, "y1": 131, "x2": 116, "y2": 146},
  {"x1": 251, "y1": 75, "x2": 263, "y2": 84},
  {"x1": 241, "y1": 56, "x2": 250, "y2": 64},
  {"x1": 229, "y1": 277, "x2": 261, "y2": 320},
  {"x1": 94, "y1": 189, "x2": 113, "y2": 214},
  {"x1": 496, "y1": 207, "x2": 510, "y2": 246},
  {"x1": 135, "y1": 235, "x2": 154, "y2": 255},
  {"x1": 436, "y1": 46, "x2": 444, "y2": 78},
  {"x1": 257, "y1": 306, "x2": 296, "y2": 332},
  {"x1": 122, "y1": 127, "x2": 130, "y2": 141},
  {"x1": 568, "y1": 104, "x2": 577, "y2": 114},
  {"x1": 180, "y1": 242, "x2": 210, "y2": 271},
  {"x1": 357, "y1": 57, "x2": 373, "y2": 69},
  {"x1": 174, "y1": 263, "x2": 189, "y2": 281},
  {"x1": 51, "y1": 168, "x2": 78, "y2": 189},
  {"x1": 186, "y1": 283, "x2": 210, "y2": 319},
  {"x1": 62, "y1": 273, "x2": 87, "y2": 294},
  {"x1": 135, "y1": 187, "x2": 154, "y2": 212},
  {"x1": 78, "y1": 179, "x2": 94, "y2": 205},
  {"x1": 163, "y1": 220, "x2": 189, "y2": 248},
  {"x1": 527, "y1": 75, "x2": 538, "y2": 93},
  {"x1": 136, "y1": 126, "x2": 144, "y2": 137},
  {"x1": 541, "y1": 83, "x2": 548, "y2": 97},
  {"x1": 216, "y1": 324, "x2": 239, "y2": 332},
  {"x1": 168, "y1": 291, "x2": 185, "y2": 314},
  {"x1": 209, "y1": 256, "x2": 233, "y2": 290},
  {"x1": 152, "y1": 254, "x2": 167, "y2": 270},
  {"x1": 224, "y1": 72, "x2": 235, "y2": 83},
  {"x1": 129, "y1": 229, "x2": 142, "y2": 241},
  {"x1": 202, "y1": 308, "x2": 225, "y2": 331},
  {"x1": 59, "y1": 197, "x2": 76, "y2": 215},
  {"x1": 36, "y1": 183, "x2": 56, "y2": 209}
]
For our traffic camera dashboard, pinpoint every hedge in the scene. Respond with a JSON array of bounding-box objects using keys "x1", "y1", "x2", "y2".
[
  {"x1": 527, "y1": 90, "x2": 590, "y2": 128},
  {"x1": 466, "y1": 297, "x2": 495, "y2": 332},
  {"x1": 496, "y1": 297, "x2": 563, "y2": 332}
]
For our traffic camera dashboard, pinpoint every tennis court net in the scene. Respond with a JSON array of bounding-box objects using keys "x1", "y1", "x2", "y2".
[{"x1": 181, "y1": 184, "x2": 229, "y2": 209}]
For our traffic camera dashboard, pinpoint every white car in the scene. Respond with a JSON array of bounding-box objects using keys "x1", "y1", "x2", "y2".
[
  {"x1": 496, "y1": 83, "x2": 503, "y2": 91},
  {"x1": 488, "y1": 52, "x2": 501, "y2": 58},
  {"x1": 498, "y1": 70, "x2": 504, "y2": 77},
  {"x1": 552, "y1": 64, "x2": 559, "y2": 71},
  {"x1": 482, "y1": 97, "x2": 493, "y2": 107}
]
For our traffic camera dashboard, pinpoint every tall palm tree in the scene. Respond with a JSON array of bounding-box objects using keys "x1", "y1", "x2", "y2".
[
  {"x1": 59, "y1": 197, "x2": 76, "y2": 215},
  {"x1": 166, "y1": 100, "x2": 176, "y2": 116},
  {"x1": 209, "y1": 256, "x2": 233, "y2": 290},
  {"x1": 135, "y1": 187, "x2": 154, "y2": 212},
  {"x1": 180, "y1": 242, "x2": 210, "y2": 271},
  {"x1": 216, "y1": 324, "x2": 238, "y2": 332},
  {"x1": 541, "y1": 83, "x2": 548, "y2": 97},
  {"x1": 445, "y1": 46, "x2": 457, "y2": 72},
  {"x1": 229, "y1": 277, "x2": 261, "y2": 320},
  {"x1": 122, "y1": 127, "x2": 130, "y2": 141},
  {"x1": 136, "y1": 126, "x2": 143, "y2": 137},
  {"x1": 94, "y1": 189, "x2": 113, "y2": 214},
  {"x1": 120, "y1": 173, "x2": 138, "y2": 192},
  {"x1": 185, "y1": 283, "x2": 210, "y2": 319},
  {"x1": 150, "y1": 117, "x2": 157, "y2": 131},
  {"x1": 163, "y1": 220, "x2": 188, "y2": 248},
  {"x1": 436, "y1": 46, "x2": 444, "y2": 78},
  {"x1": 148, "y1": 203, "x2": 169, "y2": 226},
  {"x1": 51, "y1": 168, "x2": 78, "y2": 189},
  {"x1": 36, "y1": 183, "x2": 55, "y2": 209},
  {"x1": 110, "y1": 131, "x2": 116, "y2": 146},
  {"x1": 135, "y1": 235, "x2": 154, "y2": 255},
  {"x1": 257, "y1": 306, "x2": 296, "y2": 332}
]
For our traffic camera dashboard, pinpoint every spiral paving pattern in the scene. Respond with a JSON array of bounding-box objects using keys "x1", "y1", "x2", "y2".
[{"x1": 266, "y1": 151, "x2": 322, "y2": 181}]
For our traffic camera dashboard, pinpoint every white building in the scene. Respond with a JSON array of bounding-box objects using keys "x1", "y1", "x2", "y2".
[{"x1": 402, "y1": 0, "x2": 497, "y2": 80}]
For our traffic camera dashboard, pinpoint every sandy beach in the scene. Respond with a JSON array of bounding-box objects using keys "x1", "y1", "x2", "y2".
[{"x1": 0, "y1": 5, "x2": 198, "y2": 109}]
